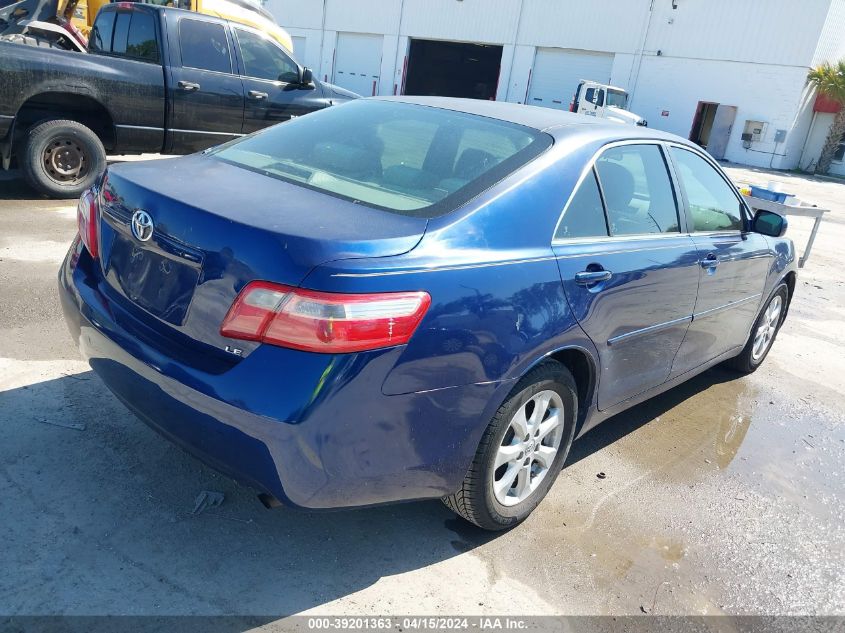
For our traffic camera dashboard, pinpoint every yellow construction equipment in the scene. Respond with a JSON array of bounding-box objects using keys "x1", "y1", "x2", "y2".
[{"x1": 64, "y1": 0, "x2": 293, "y2": 52}]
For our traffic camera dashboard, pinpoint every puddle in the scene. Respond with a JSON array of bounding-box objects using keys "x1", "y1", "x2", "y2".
[
  {"x1": 471, "y1": 365, "x2": 845, "y2": 614},
  {"x1": 609, "y1": 369, "x2": 753, "y2": 469}
]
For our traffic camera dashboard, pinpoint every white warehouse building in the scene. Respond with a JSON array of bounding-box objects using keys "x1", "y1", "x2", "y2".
[{"x1": 268, "y1": 0, "x2": 845, "y2": 174}]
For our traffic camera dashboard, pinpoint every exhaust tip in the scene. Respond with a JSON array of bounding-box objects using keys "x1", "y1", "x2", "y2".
[{"x1": 257, "y1": 493, "x2": 282, "y2": 509}]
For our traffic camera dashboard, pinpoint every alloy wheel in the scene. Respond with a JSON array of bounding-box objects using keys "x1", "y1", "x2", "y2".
[
  {"x1": 492, "y1": 389, "x2": 564, "y2": 506},
  {"x1": 751, "y1": 294, "x2": 782, "y2": 361}
]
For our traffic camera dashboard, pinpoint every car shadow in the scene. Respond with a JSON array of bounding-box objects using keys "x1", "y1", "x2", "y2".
[
  {"x1": 0, "y1": 364, "x2": 745, "y2": 616},
  {"x1": 0, "y1": 170, "x2": 43, "y2": 200},
  {"x1": 0, "y1": 371, "x2": 497, "y2": 617}
]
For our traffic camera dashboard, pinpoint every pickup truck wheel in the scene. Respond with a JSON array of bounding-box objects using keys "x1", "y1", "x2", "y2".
[
  {"x1": 442, "y1": 361, "x2": 577, "y2": 531},
  {"x1": 20, "y1": 119, "x2": 106, "y2": 199}
]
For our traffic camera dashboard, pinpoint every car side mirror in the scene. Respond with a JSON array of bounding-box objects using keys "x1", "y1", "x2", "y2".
[
  {"x1": 753, "y1": 209, "x2": 787, "y2": 237},
  {"x1": 300, "y1": 67, "x2": 313, "y2": 85}
]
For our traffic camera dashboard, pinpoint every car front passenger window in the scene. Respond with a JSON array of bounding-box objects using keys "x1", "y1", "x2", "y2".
[
  {"x1": 236, "y1": 28, "x2": 300, "y2": 83},
  {"x1": 670, "y1": 147, "x2": 744, "y2": 232}
]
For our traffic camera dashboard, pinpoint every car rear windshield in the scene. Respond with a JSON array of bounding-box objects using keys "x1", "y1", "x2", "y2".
[{"x1": 210, "y1": 100, "x2": 552, "y2": 218}]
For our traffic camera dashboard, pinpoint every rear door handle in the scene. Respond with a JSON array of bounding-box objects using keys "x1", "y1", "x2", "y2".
[
  {"x1": 700, "y1": 253, "x2": 720, "y2": 268},
  {"x1": 574, "y1": 270, "x2": 612, "y2": 285},
  {"x1": 177, "y1": 81, "x2": 200, "y2": 92},
  {"x1": 248, "y1": 90, "x2": 269, "y2": 100}
]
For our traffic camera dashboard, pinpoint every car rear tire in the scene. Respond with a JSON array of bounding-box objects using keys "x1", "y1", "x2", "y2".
[
  {"x1": 725, "y1": 283, "x2": 788, "y2": 374},
  {"x1": 442, "y1": 361, "x2": 577, "y2": 531},
  {"x1": 20, "y1": 119, "x2": 106, "y2": 199}
]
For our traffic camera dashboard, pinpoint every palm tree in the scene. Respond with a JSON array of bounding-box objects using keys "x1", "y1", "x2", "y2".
[{"x1": 808, "y1": 60, "x2": 845, "y2": 174}]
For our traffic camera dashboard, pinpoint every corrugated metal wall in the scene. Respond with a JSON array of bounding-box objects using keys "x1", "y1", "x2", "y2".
[
  {"x1": 643, "y1": 0, "x2": 829, "y2": 67},
  {"x1": 269, "y1": 0, "x2": 324, "y2": 29},
  {"x1": 812, "y1": 0, "x2": 845, "y2": 65},
  {"x1": 271, "y1": 0, "x2": 834, "y2": 66},
  {"x1": 265, "y1": 0, "x2": 844, "y2": 169},
  {"x1": 516, "y1": 0, "x2": 647, "y2": 52},
  {"x1": 400, "y1": 0, "x2": 521, "y2": 43},
  {"x1": 324, "y1": 0, "x2": 402, "y2": 36}
]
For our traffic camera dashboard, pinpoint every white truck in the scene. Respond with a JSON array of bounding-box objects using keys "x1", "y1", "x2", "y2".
[{"x1": 569, "y1": 80, "x2": 647, "y2": 127}]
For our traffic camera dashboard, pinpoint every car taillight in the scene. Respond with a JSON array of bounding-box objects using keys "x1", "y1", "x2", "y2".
[
  {"x1": 76, "y1": 188, "x2": 99, "y2": 259},
  {"x1": 220, "y1": 281, "x2": 431, "y2": 353},
  {"x1": 569, "y1": 101, "x2": 576, "y2": 112}
]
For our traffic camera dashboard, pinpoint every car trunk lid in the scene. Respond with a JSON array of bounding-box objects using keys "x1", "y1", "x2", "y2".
[{"x1": 96, "y1": 155, "x2": 427, "y2": 361}]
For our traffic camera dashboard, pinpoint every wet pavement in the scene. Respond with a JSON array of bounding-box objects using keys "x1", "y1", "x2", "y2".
[{"x1": 0, "y1": 163, "x2": 842, "y2": 617}]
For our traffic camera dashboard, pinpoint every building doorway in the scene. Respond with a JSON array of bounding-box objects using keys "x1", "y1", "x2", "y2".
[
  {"x1": 689, "y1": 101, "x2": 738, "y2": 160},
  {"x1": 404, "y1": 39, "x2": 502, "y2": 100}
]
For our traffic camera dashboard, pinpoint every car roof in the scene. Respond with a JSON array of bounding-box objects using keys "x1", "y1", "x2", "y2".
[{"x1": 372, "y1": 96, "x2": 687, "y2": 145}]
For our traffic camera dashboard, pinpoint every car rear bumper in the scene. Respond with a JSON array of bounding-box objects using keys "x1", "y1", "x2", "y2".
[{"x1": 59, "y1": 243, "x2": 501, "y2": 509}]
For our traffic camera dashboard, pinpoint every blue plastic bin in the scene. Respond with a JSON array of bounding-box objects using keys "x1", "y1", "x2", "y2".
[{"x1": 750, "y1": 186, "x2": 792, "y2": 203}]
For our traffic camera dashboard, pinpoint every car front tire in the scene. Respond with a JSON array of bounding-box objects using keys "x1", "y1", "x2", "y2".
[
  {"x1": 443, "y1": 361, "x2": 577, "y2": 531},
  {"x1": 726, "y1": 283, "x2": 788, "y2": 374}
]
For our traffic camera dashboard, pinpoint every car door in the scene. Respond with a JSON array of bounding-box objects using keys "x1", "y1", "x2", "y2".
[
  {"x1": 88, "y1": 7, "x2": 167, "y2": 153},
  {"x1": 667, "y1": 145, "x2": 772, "y2": 376},
  {"x1": 166, "y1": 17, "x2": 245, "y2": 153},
  {"x1": 580, "y1": 84, "x2": 600, "y2": 118},
  {"x1": 553, "y1": 142, "x2": 700, "y2": 410},
  {"x1": 233, "y1": 26, "x2": 326, "y2": 134}
]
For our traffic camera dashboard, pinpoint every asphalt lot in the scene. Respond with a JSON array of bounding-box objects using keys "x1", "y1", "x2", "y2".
[{"x1": 0, "y1": 159, "x2": 843, "y2": 618}]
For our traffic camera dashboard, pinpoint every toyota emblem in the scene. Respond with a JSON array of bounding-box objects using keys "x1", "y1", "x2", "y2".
[{"x1": 131, "y1": 209, "x2": 154, "y2": 242}]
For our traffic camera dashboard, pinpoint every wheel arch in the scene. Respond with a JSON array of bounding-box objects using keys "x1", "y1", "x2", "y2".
[
  {"x1": 518, "y1": 344, "x2": 599, "y2": 436},
  {"x1": 14, "y1": 92, "x2": 116, "y2": 152},
  {"x1": 782, "y1": 270, "x2": 797, "y2": 314}
]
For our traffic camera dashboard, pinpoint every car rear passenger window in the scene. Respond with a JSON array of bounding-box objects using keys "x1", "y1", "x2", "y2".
[
  {"x1": 180, "y1": 20, "x2": 232, "y2": 74},
  {"x1": 555, "y1": 169, "x2": 608, "y2": 239},
  {"x1": 111, "y1": 11, "x2": 131, "y2": 55},
  {"x1": 126, "y1": 11, "x2": 159, "y2": 62},
  {"x1": 595, "y1": 144, "x2": 680, "y2": 236},
  {"x1": 89, "y1": 10, "x2": 115, "y2": 53},
  {"x1": 670, "y1": 147, "x2": 744, "y2": 232}
]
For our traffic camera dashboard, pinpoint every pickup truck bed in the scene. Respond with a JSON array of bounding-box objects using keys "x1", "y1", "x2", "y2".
[{"x1": 0, "y1": 2, "x2": 355, "y2": 198}]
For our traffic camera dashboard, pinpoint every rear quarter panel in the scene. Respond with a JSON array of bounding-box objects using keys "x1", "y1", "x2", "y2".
[{"x1": 303, "y1": 140, "x2": 601, "y2": 399}]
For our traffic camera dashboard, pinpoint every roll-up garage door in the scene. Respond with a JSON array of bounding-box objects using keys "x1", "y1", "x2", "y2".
[
  {"x1": 332, "y1": 32, "x2": 383, "y2": 96},
  {"x1": 527, "y1": 48, "x2": 613, "y2": 110}
]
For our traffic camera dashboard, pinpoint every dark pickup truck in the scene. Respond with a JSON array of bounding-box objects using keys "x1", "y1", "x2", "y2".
[{"x1": 0, "y1": 2, "x2": 357, "y2": 197}]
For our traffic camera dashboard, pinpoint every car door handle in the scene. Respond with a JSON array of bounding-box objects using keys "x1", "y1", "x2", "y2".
[
  {"x1": 177, "y1": 81, "x2": 200, "y2": 92},
  {"x1": 574, "y1": 270, "x2": 612, "y2": 285},
  {"x1": 699, "y1": 254, "x2": 720, "y2": 268},
  {"x1": 248, "y1": 90, "x2": 269, "y2": 100}
]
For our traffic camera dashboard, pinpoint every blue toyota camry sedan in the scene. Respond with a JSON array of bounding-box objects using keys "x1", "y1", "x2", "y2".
[{"x1": 60, "y1": 97, "x2": 796, "y2": 530}]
